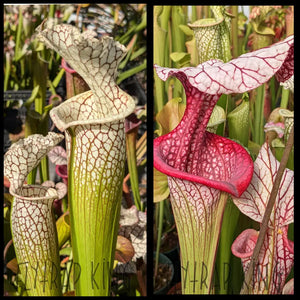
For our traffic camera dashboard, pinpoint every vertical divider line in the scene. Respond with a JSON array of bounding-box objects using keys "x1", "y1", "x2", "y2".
[{"x1": 147, "y1": 4, "x2": 154, "y2": 296}]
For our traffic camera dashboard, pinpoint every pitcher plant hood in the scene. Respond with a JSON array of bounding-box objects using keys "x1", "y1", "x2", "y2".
[
  {"x1": 36, "y1": 19, "x2": 135, "y2": 127},
  {"x1": 4, "y1": 132, "x2": 64, "y2": 195},
  {"x1": 154, "y1": 35, "x2": 293, "y2": 197}
]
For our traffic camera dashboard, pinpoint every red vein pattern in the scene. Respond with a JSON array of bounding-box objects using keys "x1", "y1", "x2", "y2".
[
  {"x1": 4, "y1": 132, "x2": 64, "y2": 193},
  {"x1": 233, "y1": 142, "x2": 294, "y2": 227},
  {"x1": 232, "y1": 226, "x2": 293, "y2": 294},
  {"x1": 4, "y1": 133, "x2": 64, "y2": 295},
  {"x1": 36, "y1": 21, "x2": 135, "y2": 121},
  {"x1": 154, "y1": 35, "x2": 294, "y2": 197},
  {"x1": 154, "y1": 36, "x2": 293, "y2": 294},
  {"x1": 10, "y1": 186, "x2": 62, "y2": 295},
  {"x1": 168, "y1": 176, "x2": 227, "y2": 293},
  {"x1": 232, "y1": 143, "x2": 294, "y2": 294},
  {"x1": 155, "y1": 35, "x2": 293, "y2": 96},
  {"x1": 36, "y1": 21, "x2": 136, "y2": 295}
]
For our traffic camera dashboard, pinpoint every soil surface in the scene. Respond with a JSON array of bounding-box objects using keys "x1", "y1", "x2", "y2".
[
  {"x1": 159, "y1": 231, "x2": 178, "y2": 253},
  {"x1": 154, "y1": 261, "x2": 173, "y2": 292}
]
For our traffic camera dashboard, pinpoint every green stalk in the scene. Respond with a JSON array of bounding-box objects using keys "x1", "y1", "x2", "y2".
[
  {"x1": 215, "y1": 197, "x2": 240, "y2": 294},
  {"x1": 280, "y1": 88, "x2": 290, "y2": 109},
  {"x1": 126, "y1": 126, "x2": 142, "y2": 211},
  {"x1": 39, "y1": 157, "x2": 49, "y2": 183},
  {"x1": 241, "y1": 22, "x2": 252, "y2": 55},
  {"x1": 154, "y1": 6, "x2": 171, "y2": 114},
  {"x1": 252, "y1": 84, "x2": 265, "y2": 145},
  {"x1": 49, "y1": 4, "x2": 56, "y2": 18},
  {"x1": 52, "y1": 68, "x2": 65, "y2": 89},
  {"x1": 170, "y1": 6, "x2": 186, "y2": 98},
  {"x1": 269, "y1": 76, "x2": 276, "y2": 109},
  {"x1": 30, "y1": 51, "x2": 50, "y2": 183},
  {"x1": 66, "y1": 122, "x2": 125, "y2": 296},
  {"x1": 117, "y1": 59, "x2": 147, "y2": 84},
  {"x1": 154, "y1": 201, "x2": 164, "y2": 281},
  {"x1": 25, "y1": 109, "x2": 41, "y2": 184},
  {"x1": 14, "y1": 7, "x2": 23, "y2": 61},
  {"x1": 227, "y1": 96, "x2": 250, "y2": 147},
  {"x1": 33, "y1": 54, "x2": 47, "y2": 115},
  {"x1": 191, "y1": 6, "x2": 198, "y2": 23},
  {"x1": 231, "y1": 6, "x2": 239, "y2": 58},
  {"x1": 130, "y1": 45, "x2": 146, "y2": 61},
  {"x1": 159, "y1": 7, "x2": 171, "y2": 43},
  {"x1": 4, "y1": 53, "x2": 11, "y2": 91}
]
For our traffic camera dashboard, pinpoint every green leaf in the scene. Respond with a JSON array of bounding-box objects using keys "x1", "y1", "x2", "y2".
[
  {"x1": 179, "y1": 24, "x2": 194, "y2": 37},
  {"x1": 207, "y1": 105, "x2": 226, "y2": 133},
  {"x1": 56, "y1": 212, "x2": 71, "y2": 249},
  {"x1": 130, "y1": 46, "x2": 146, "y2": 61},
  {"x1": 156, "y1": 97, "x2": 186, "y2": 136},
  {"x1": 59, "y1": 247, "x2": 72, "y2": 256},
  {"x1": 117, "y1": 59, "x2": 146, "y2": 84},
  {"x1": 23, "y1": 85, "x2": 40, "y2": 109},
  {"x1": 170, "y1": 52, "x2": 191, "y2": 68},
  {"x1": 227, "y1": 98, "x2": 250, "y2": 147},
  {"x1": 153, "y1": 168, "x2": 169, "y2": 203}
]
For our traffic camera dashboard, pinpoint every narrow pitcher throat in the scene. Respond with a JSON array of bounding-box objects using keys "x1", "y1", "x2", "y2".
[{"x1": 160, "y1": 91, "x2": 219, "y2": 174}]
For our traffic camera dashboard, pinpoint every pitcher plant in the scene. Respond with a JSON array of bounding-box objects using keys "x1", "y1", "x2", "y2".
[
  {"x1": 36, "y1": 20, "x2": 136, "y2": 296},
  {"x1": 232, "y1": 142, "x2": 294, "y2": 294},
  {"x1": 188, "y1": 6, "x2": 233, "y2": 63},
  {"x1": 4, "y1": 132, "x2": 64, "y2": 296},
  {"x1": 154, "y1": 35, "x2": 294, "y2": 294}
]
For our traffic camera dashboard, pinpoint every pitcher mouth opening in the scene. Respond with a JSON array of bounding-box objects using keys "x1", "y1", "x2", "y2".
[
  {"x1": 154, "y1": 132, "x2": 253, "y2": 197},
  {"x1": 9, "y1": 185, "x2": 58, "y2": 202},
  {"x1": 231, "y1": 229, "x2": 258, "y2": 259},
  {"x1": 50, "y1": 90, "x2": 135, "y2": 132}
]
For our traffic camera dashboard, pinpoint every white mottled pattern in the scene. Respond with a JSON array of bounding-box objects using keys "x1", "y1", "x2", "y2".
[
  {"x1": 233, "y1": 142, "x2": 294, "y2": 228},
  {"x1": 4, "y1": 132, "x2": 64, "y2": 193},
  {"x1": 10, "y1": 186, "x2": 61, "y2": 295},
  {"x1": 155, "y1": 35, "x2": 293, "y2": 96},
  {"x1": 37, "y1": 21, "x2": 137, "y2": 295},
  {"x1": 117, "y1": 208, "x2": 147, "y2": 274},
  {"x1": 4, "y1": 132, "x2": 63, "y2": 295},
  {"x1": 189, "y1": 6, "x2": 232, "y2": 63},
  {"x1": 36, "y1": 20, "x2": 135, "y2": 121}
]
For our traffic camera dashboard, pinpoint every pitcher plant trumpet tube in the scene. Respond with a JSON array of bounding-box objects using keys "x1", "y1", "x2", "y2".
[
  {"x1": 36, "y1": 20, "x2": 135, "y2": 295},
  {"x1": 232, "y1": 142, "x2": 294, "y2": 294},
  {"x1": 4, "y1": 132, "x2": 64, "y2": 296},
  {"x1": 154, "y1": 35, "x2": 293, "y2": 294}
]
